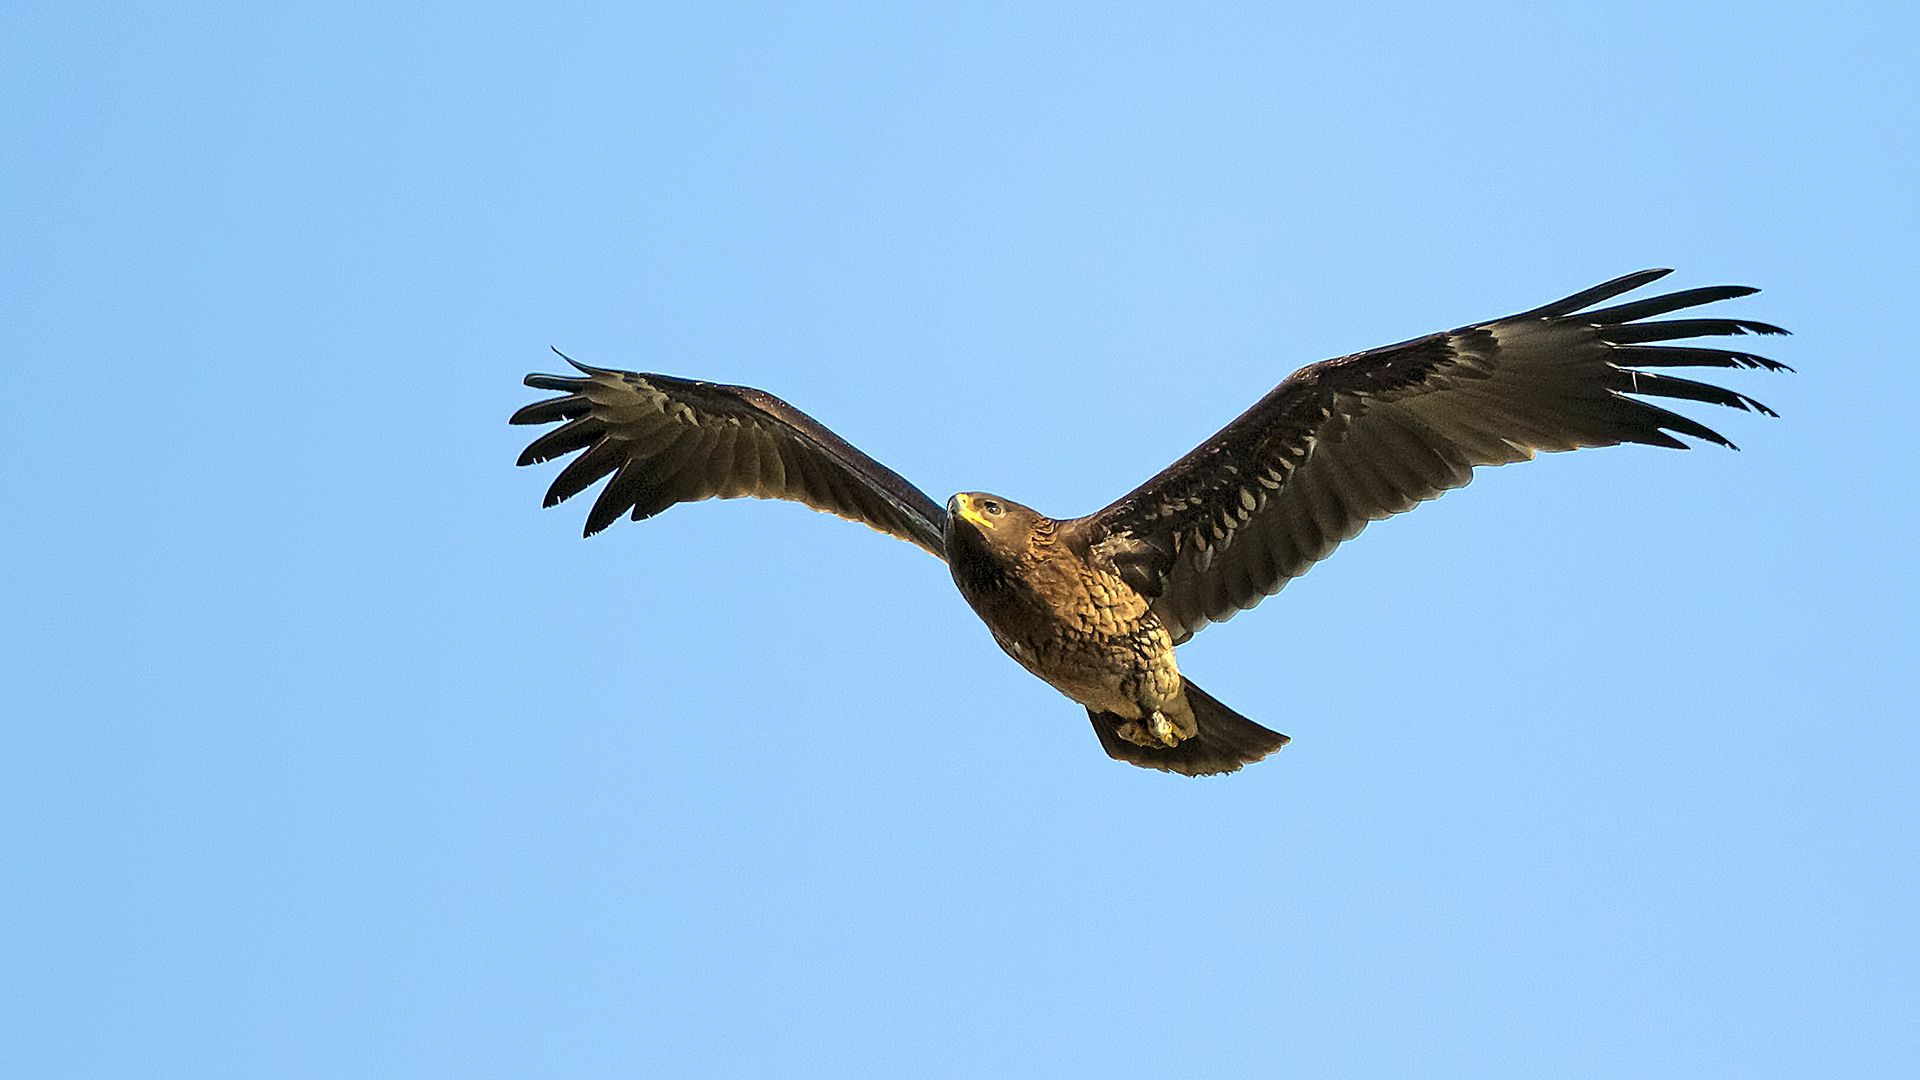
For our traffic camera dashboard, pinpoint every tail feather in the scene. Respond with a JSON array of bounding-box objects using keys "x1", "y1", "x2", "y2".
[{"x1": 1088, "y1": 679, "x2": 1288, "y2": 776}]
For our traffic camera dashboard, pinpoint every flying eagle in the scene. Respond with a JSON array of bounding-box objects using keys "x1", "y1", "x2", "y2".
[{"x1": 511, "y1": 269, "x2": 1786, "y2": 776}]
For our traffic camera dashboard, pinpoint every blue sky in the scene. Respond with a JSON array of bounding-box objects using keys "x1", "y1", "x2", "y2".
[{"x1": 4, "y1": 2, "x2": 1915, "y2": 1076}]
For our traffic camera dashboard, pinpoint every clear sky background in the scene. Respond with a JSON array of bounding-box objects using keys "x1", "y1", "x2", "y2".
[{"x1": 5, "y1": 2, "x2": 1915, "y2": 1076}]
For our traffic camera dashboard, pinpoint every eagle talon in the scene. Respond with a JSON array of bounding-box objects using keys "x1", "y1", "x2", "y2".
[
  {"x1": 1113, "y1": 711, "x2": 1190, "y2": 748},
  {"x1": 1149, "y1": 711, "x2": 1184, "y2": 747}
]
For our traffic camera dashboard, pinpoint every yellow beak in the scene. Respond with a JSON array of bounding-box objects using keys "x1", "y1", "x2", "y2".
[{"x1": 951, "y1": 493, "x2": 994, "y2": 530}]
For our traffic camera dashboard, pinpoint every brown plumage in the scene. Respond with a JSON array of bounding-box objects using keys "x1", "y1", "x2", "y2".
[{"x1": 511, "y1": 270, "x2": 1788, "y2": 775}]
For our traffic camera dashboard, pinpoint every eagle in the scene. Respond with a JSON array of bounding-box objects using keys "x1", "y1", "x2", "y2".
[{"x1": 511, "y1": 269, "x2": 1786, "y2": 776}]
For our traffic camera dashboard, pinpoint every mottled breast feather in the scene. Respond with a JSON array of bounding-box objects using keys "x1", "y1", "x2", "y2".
[{"x1": 1073, "y1": 269, "x2": 1789, "y2": 644}]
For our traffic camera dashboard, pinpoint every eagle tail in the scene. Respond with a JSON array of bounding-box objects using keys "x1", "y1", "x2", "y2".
[{"x1": 1088, "y1": 680, "x2": 1289, "y2": 776}]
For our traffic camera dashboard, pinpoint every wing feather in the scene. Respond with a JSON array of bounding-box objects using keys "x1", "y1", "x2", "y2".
[
  {"x1": 518, "y1": 416, "x2": 605, "y2": 466},
  {"x1": 588, "y1": 457, "x2": 656, "y2": 535},
  {"x1": 1506, "y1": 267, "x2": 1673, "y2": 318},
  {"x1": 1601, "y1": 318, "x2": 1789, "y2": 345},
  {"x1": 511, "y1": 355, "x2": 947, "y2": 557},
  {"x1": 1073, "y1": 270, "x2": 1788, "y2": 642},
  {"x1": 545, "y1": 435, "x2": 630, "y2": 508},
  {"x1": 1577, "y1": 284, "x2": 1759, "y2": 324}
]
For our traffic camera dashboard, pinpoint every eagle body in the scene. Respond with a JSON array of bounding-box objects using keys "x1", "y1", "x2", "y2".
[
  {"x1": 944, "y1": 493, "x2": 1201, "y2": 747},
  {"x1": 511, "y1": 270, "x2": 1788, "y2": 776}
]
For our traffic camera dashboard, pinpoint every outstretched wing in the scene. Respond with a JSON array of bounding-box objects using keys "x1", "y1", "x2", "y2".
[
  {"x1": 511, "y1": 355, "x2": 948, "y2": 558},
  {"x1": 1075, "y1": 270, "x2": 1790, "y2": 643}
]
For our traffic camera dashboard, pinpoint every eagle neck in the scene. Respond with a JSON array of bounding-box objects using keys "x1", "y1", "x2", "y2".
[{"x1": 945, "y1": 516, "x2": 1056, "y2": 614}]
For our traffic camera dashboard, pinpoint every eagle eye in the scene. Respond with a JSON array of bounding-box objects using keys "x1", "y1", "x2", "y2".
[{"x1": 981, "y1": 499, "x2": 1004, "y2": 516}]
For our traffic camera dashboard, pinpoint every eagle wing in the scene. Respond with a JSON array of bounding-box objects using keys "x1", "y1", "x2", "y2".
[
  {"x1": 1075, "y1": 269, "x2": 1790, "y2": 644},
  {"x1": 511, "y1": 356, "x2": 949, "y2": 558}
]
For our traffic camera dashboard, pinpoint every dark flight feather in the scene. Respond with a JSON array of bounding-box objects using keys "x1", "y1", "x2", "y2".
[
  {"x1": 1073, "y1": 269, "x2": 1789, "y2": 643},
  {"x1": 510, "y1": 353, "x2": 948, "y2": 556}
]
